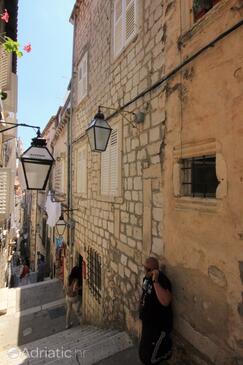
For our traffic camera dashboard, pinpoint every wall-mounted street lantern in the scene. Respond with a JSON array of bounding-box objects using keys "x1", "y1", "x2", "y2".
[
  {"x1": 55, "y1": 213, "x2": 66, "y2": 236},
  {"x1": 0, "y1": 122, "x2": 54, "y2": 190},
  {"x1": 20, "y1": 130, "x2": 54, "y2": 190},
  {"x1": 86, "y1": 105, "x2": 145, "y2": 153},
  {"x1": 86, "y1": 107, "x2": 112, "y2": 152},
  {"x1": 55, "y1": 211, "x2": 77, "y2": 236}
]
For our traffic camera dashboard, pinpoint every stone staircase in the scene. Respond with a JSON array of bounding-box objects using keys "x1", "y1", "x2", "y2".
[
  {"x1": 0, "y1": 279, "x2": 70, "y2": 351},
  {"x1": 0, "y1": 325, "x2": 134, "y2": 364}
]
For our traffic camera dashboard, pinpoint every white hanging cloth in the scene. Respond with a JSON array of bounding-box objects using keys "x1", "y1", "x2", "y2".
[{"x1": 45, "y1": 193, "x2": 61, "y2": 227}]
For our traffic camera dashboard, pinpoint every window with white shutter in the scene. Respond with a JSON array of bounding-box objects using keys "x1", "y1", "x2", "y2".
[
  {"x1": 2, "y1": 73, "x2": 18, "y2": 113},
  {"x1": 0, "y1": 168, "x2": 12, "y2": 220},
  {"x1": 101, "y1": 124, "x2": 121, "y2": 197},
  {"x1": 76, "y1": 145, "x2": 87, "y2": 194},
  {"x1": 54, "y1": 157, "x2": 65, "y2": 194},
  {"x1": 77, "y1": 52, "x2": 88, "y2": 104},
  {"x1": 114, "y1": 0, "x2": 138, "y2": 58},
  {"x1": 0, "y1": 45, "x2": 12, "y2": 91}
]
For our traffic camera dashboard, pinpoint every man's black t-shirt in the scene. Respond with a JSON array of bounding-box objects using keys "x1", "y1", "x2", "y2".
[{"x1": 139, "y1": 271, "x2": 173, "y2": 333}]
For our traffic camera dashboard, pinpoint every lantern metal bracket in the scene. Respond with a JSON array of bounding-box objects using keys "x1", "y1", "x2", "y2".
[
  {"x1": 98, "y1": 105, "x2": 145, "y2": 128},
  {"x1": 0, "y1": 121, "x2": 41, "y2": 135}
]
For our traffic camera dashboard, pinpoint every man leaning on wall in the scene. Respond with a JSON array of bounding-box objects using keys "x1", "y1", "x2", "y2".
[{"x1": 139, "y1": 257, "x2": 173, "y2": 364}]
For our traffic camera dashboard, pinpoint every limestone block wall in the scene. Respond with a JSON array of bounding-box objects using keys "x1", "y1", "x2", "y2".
[{"x1": 71, "y1": 0, "x2": 169, "y2": 334}]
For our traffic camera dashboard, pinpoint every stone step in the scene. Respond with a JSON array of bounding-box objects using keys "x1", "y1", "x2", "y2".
[
  {"x1": 5, "y1": 279, "x2": 64, "y2": 314},
  {"x1": 0, "y1": 301, "x2": 71, "y2": 351},
  {"x1": 0, "y1": 325, "x2": 133, "y2": 365},
  {"x1": 0, "y1": 279, "x2": 71, "y2": 351}
]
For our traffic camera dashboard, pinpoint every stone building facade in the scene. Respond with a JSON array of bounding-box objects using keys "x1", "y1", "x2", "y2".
[
  {"x1": 49, "y1": 95, "x2": 70, "y2": 284},
  {"x1": 69, "y1": 0, "x2": 243, "y2": 363},
  {"x1": 0, "y1": 0, "x2": 19, "y2": 287},
  {"x1": 28, "y1": 117, "x2": 57, "y2": 271}
]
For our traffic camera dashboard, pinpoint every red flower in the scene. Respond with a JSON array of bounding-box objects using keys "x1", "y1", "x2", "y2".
[
  {"x1": 23, "y1": 43, "x2": 32, "y2": 53},
  {"x1": 1, "y1": 9, "x2": 9, "y2": 23}
]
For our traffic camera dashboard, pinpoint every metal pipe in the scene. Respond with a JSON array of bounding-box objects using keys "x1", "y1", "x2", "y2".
[
  {"x1": 71, "y1": 19, "x2": 243, "y2": 146},
  {"x1": 67, "y1": 14, "x2": 77, "y2": 268},
  {"x1": 105, "y1": 19, "x2": 243, "y2": 120}
]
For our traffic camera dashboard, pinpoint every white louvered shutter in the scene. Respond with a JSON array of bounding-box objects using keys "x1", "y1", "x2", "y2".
[
  {"x1": 125, "y1": 0, "x2": 136, "y2": 43},
  {"x1": 3, "y1": 73, "x2": 17, "y2": 113},
  {"x1": 54, "y1": 158, "x2": 65, "y2": 194},
  {"x1": 54, "y1": 161, "x2": 60, "y2": 193},
  {"x1": 61, "y1": 158, "x2": 65, "y2": 193},
  {"x1": 101, "y1": 146, "x2": 110, "y2": 195},
  {"x1": 0, "y1": 45, "x2": 11, "y2": 91},
  {"x1": 77, "y1": 146, "x2": 87, "y2": 194},
  {"x1": 78, "y1": 62, "x2": 83, "y2": 102},
  {"x1": 78, "y1": 52, "x2": 88, "y2": 103},
  {"x1": 76, "y1": 149, "x2": 82, "y2": 192},
  {"x1": 0, "y1": 168, "x2": 11, "y2": 220},
  {"x1": 101, "y1": 127, "x2": 120, "y2": 196},
  {"x1": 82, "y1": 53, "x2": 87, "y2": 99},
  {"x1": 109, "y1": 129, "x2": 119, "y2": 195},
  {"x1": 80, "y1": 147, "x2": 87, "y2": 193},
  {"x1": 114, "y1": 0, "x2": 123, "y2": 56}
]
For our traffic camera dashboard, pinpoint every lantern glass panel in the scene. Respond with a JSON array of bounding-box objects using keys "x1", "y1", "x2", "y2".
[
  {"x1": 56, "y1": 220, "x2": 66, "y2": 236},
  {"x1": 87, "y1": 127, "x2": 95, "y2": 151},
  {"x1": 94, "y1": 126, "x2": 111, "y2": 151},
  {"x1": 23, "y1": 162, "x2": 51, "y2": 190}
]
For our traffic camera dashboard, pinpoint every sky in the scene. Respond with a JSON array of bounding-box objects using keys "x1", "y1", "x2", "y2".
[{"x1": 17, "y1": 0, "x2": 75, "y2": 149}]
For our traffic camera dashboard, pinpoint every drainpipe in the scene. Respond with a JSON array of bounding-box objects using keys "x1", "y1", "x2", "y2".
[{"x1": 67, "y1": 16, "x2": 76, "y2": 270}]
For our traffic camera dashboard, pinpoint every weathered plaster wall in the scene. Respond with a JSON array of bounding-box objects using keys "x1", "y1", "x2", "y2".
[{"x1": 164, "y1": 0, "x2": 243, "y2": 363}]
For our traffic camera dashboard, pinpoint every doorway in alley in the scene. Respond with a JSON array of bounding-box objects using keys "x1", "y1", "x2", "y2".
[{"x1": 77, "y1": 254, "x2": 83, "y2": 304}]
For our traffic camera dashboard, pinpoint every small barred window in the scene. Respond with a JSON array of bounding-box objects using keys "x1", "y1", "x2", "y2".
[
  {"x1": 87, "y1": 247, "x2": 101, "y2": 303},
  {"x1": 181, "y1": 155, "x2": 219, "y2": 198}
]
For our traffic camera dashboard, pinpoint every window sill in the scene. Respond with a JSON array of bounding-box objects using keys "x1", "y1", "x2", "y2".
[
  {"x1": 97, "y1": 194, "x2": 123, "y2": 204},
  {"x1": 174, "y1": 196, "x2": 220, "y2": 213},
  {"x1": 112, "y1": 33, "x2": 138, "y2": 64},
  {"x1": 73, "y1": 192, "x2": 88, "y2": 199},
  {"x1": 54, "y1": 192, "x2": 66, "y2": 198},
  {"x1": 75, "y1": 94, "x2": 88, "y2": 110},
  {"x1": 178, "y1": 0, "x2": 227, "y2": 48}
]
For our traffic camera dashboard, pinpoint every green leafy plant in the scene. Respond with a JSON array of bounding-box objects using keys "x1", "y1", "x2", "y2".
[
  {"x1": 3, "y1": 36, "x2": 23, "y2": 58},
  {"x1": 0, "y1": 8, "x2": 31, "y2": 57}
]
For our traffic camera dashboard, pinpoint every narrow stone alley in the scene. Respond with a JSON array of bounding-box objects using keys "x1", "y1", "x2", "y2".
[{"x1": 0, "y1": 280, "x2": 137, "y2": 365}]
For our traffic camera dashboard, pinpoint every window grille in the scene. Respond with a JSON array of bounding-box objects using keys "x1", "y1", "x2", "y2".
[
  {"x1": 181, "y1": 155, "x2": 219, "y2": 198},
  {"x1": 87, "y1": 247, "x2": 101, "y2": 303}
]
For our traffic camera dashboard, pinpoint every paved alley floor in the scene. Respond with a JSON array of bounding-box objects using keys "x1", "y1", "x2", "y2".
[{"x1": 0, "y1": 324, "x2": 134, "y2": 364}]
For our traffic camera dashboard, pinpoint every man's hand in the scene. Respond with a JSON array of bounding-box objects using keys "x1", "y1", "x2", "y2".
[{"x1": 151, "y1": 269, "x2": 159, "y2": 282}]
